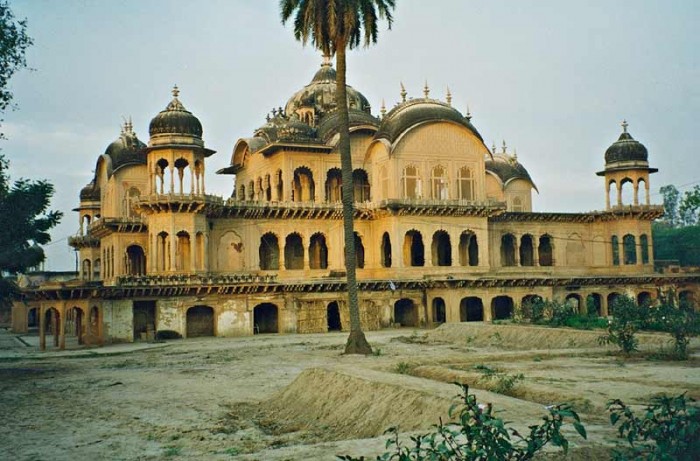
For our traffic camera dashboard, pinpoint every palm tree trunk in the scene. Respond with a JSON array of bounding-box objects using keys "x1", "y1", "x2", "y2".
[{"x1": 336, "y1": 46, "x2": 372, "y2": 355}]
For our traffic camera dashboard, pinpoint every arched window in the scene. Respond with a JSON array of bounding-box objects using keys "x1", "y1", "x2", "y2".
[
  {"x1": 403, "y1": 230, "x2": 424, "y2": 267},
  {"x1": 431, "y1": 165, "x2": 448, "y2": 199},
  {"x1": 431, "y1": 230, "x2": 452, "y2": 266},
  {"x1": 354, "y1": 232, "x2": 365, "y2": 268},
  {"x1": 459, "y1": 231, "x2": 478, "y2": 266},
  {"x1": 82, "y1": 259, "x2": 92, "y2": 281},
  {"x1": 519, "y1": 234, "x2": 534, "y2": 266},
  {"x1": 176, "y1": 231, "x2": 191, "y2": 271},
  {"x1": 402, "y1": 165, "x2": 421, "y2": 199},
  {"x1": 155, "y1": 158, "x2": 169, "y2": 194},
  {"x1": 457, "y1": 166, "x2": 474, "y2": 201},
  {"x1": 623, "y1": 234, "x2": 637, "y2": 265},
  {"x1": 157, "y1": 232, "x2": 170, "y2": 271},
  {"x1": 512, "y1": 197, "x2": 523, "y2": 212},
  {"x1": 126, "y1": 245, "x2": 146, "y2": 275},
  {"x1": 611, "y1": 235, "x2": 620, "y2": 265},
  {"x1": 259, "y1": 233, "x2": 280, "y2": 270},
  {"x1": 195, "y1": 232, "x2": 204, "y2": 271},
  {"x1": 640, "y1": 234, "x2": 649, "y2": 264},
  {"x1": 284, "y1": 233, "x2": 304, "y2": 269},
  {"x1": 325, "y1": 168, "x2": 342, "y2": 202},
  {"x1": 275, "y1": 169, "x2": 283, "y2": 201},
  {"x1": 380, "y1": 165, "x2": 389, "y2": 199},
  {"x1": 539, "y1": 235, "x2": 554, "y2": 266},
  {"x1": 309, "y1": 233, "x2": 328, "y2": 269},
  {"x1": 124, "y1": 187, "x2": 140, "y2": 218},
  {"x1": 264, "y1": 174, "x2": 272, "y2": 201},
  {"x1": 353, "y1": 169, "x2": 370, "y2": 202},
  {"x1": 248, "y1": 180, "x2": 255, "y2": 201},
  {"x1": 174, "y1": 157, "x2": 190, "y2": 195},
  {"x1": 620, "y1": 178, "x2": 634, "y2": 205},
  {"x1": 293, "y1": 167, "x2": 315, "y2": 202},
  {"x1": 500, "y1": 234, "x2": 516, "y2": 266},
  {"x1": 381, "y1": 232, "x2": 392, "y2": 268},
  {"x1": 238, "y1": 184, "x2": 246, "y2": 201}
]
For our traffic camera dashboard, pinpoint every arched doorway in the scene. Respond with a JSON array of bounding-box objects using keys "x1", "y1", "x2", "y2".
[
  {"x1": 381, "y1": 232, "x2": 392, "y2": 268},
  {"x1": 501, "y1": 234, "x2": 516, "y2": 266},
  {"x1": 460, "y1": 297, "x2": 484, "y2": 322},
  {"x1": 586, "y1": 293, "x2": 602, "y2": 317},
  {"x1": 539, "y1": 235, "x2": 553, "y2": 266},
  {"x1": 259, "y1": 233, "x2": 280, "y2": 270},
  {"x1": 327, "y1": 302, "x2": 342, "y2": 331},
  {"x1": 44, "y1": 307, "x2": 60, "y2": 348},
  {"x1": 520, "y1": 235, "x2": 534, "y2": 266},
  {"x1": 432, "y1": 231, "x2": 452, "y2": 266},
  {"x1": 432, "y1": 298, "x2": 446, "y2": 323},
  {"x1": 186, "y1": 306, "x2": 215, "y2": 337},
  {"x1": 565, "y1": 294, "x2": 582, "y2": 314},
  {"x1": 492, "y1": 296, "x2": 514, "y2": 320},
  {"x1": 126, "y1": 245, "x2": 146, "y2": 275},
  {"x1": 394, "y1": 299, "x2": 418, "y2": 327},
  {"x1": 133, "y1": 301, "x2": 156, "y2": 341},
  {"x1": 254, "y1": 303, "x2": 278, "y2": 334},
  {"x1": 459, "y1": 231, "x2": 479, "y2": 266},
  {"x1": 27, "y1": 307, "x2": 38, "y2": 329},
  {"x1": 309, "y1": 233, "x2": 328, "y2": 269},
  {"x1": 608, "y1": 292, "x2": 622, "y2": 313},
  {"x1": 679, "y1": 290, "x2": 696, "y2": 310},
  {"x1": 637, "y1": 291, "x2": 653, "y2": 307},
  {"x1": 66, "y1": 306, "x2": 85, "y2": 345},
  {"x1": 403, "y1": 230, "x2": 425, "y2": 267},
  {"x1": 284, "y1": 233, "x2": 304, "y2": 270}
]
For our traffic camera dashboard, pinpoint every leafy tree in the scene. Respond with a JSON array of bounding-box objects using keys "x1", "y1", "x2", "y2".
[
  {"x1": 0, "y1": 154, "x2": 62, "y2": 300},
  {"x1": 280, "y1": 0, "x2": 396, "y2": 355},
  {"x1": 598, "y1": 295, "x2": 642, "y2": 355},
  {"x1": 0, "y1": 1, "x2": 33, "y2": 128},
  {"x1": 678, "y1": 185, "x2": 700, "y2": 227},
  {"x1": 660, "y1": 184, "x2": 680, "y2": 227},
  {"x1": 652, "y1": 222, "x2": 700, "y2": 266}
]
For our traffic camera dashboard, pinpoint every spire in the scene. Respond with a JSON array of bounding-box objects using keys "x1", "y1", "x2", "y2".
[
  {"x1": 502, "y1": 140, "x2": 507, "y2": 154},
  {"x1": 423, "y1": 80, "x2": 430, "y2": 98},
  {"x1": 400, "y1": 82, "x2": 407, "y2": 103},
  {"x1": 172, "y1": 85, "x2": 180, "y2": 99},
  {"x1": 446, "y1": 86, "x2": 452, "y2": 106},
  {"x1": 465, "y1": 104, "x2": 472, "y2": 122},
  {"x1": 491, "y1": 142, "x2": 496, "y2": 154},
  {"x1": 621, "y1": 119, "x2": 628, "y2": 133},
  {"x1": 380, "y1": 99, "x2": 386, "y2": 118}
]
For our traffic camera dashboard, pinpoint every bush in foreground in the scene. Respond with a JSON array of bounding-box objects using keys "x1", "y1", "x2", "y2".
[{"x1": 338, "y1": 383, "x2": 586, "y2": 461}]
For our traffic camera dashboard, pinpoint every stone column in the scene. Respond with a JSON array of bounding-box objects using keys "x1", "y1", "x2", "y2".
[
  {"x1": 616, "y1": 182, "x2": 622, "y2": 207},
  {"x1": 39, "y1": 306, "x2": 46, "y2": 351},
  {"x1": 635, "y1": 236, "x2": 642, "y2": 266},
  {"x1": 59, "y1": 305, "x2": 66, "y2": 350},
  {"x1": 605, "y1": 181, "x2": 611, "y2": 209},
  {"x1": 601, "y1": 295, "x2": 609, "y2": 317},
  {"x1": 633, "y1": 182, "x2": 639, "y2": 206}
]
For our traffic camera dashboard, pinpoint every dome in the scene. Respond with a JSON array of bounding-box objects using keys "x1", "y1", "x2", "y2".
[
  {"x1": 604, "y1": 122, "x2": 648, "y2": 165},
  {"x1": 486, "y1": 153, "x2": 537, "y2": 191},
  {"x1": 284, "y1": 58, "x2": 371, "y2": 120},
  {"x1": 317, "y1": 108, "x2": 379, "y2": 142},
  {"x1": 104, "y1": 123, "x2": 146, "y2": 173},
  {"x1": 149, "y1": 86, "x2": 203, "y2": 139},
  {"x1": 375, "y1": 99, "x2": 483, "y2": 144},
  {"x1": 79, "y1": 180, "x2": 100, "y2": 201}
]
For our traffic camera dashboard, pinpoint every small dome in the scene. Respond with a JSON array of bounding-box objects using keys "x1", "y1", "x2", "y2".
[
  {"x1": 375, "y1": 99, "x2": 483, "y2": 143},
  {"x1": 284, "y1": 58, "x2": 371, "y2": 120},
  {"x1": 486, "y1": 153, "x2": 537, "y2": 191},
  {"x1": 149, "y1": 86, "x2": 203, "y2": 139},
  {"x1": 79, "y1": 180, "x2": 100, "y2": 201},
  {"x1": 604, "y1": 123, "x2": 648, "y2": 164},
  {"x1": 104, "y1": 123, "x2": 146, "y2": 173},
  {"x1": 317, "y1": 108, "x2": 379, "y2": 142}
]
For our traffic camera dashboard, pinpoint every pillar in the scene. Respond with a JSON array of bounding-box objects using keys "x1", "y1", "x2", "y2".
[
  {"x1": 605, "y1": 181, "x2": 611, "y2": 209},
  {"x1": 59, "y1": 305, "x2": 66, "y2": 350},
  {"x1": 633, "y1": 182, "x2": 639, "y2": 206},
  {"x1": 616, "y1": 182, "x2": 622, "y2": 206},
  {"x1": 39, "y1": 306, "x2": 46, "y2": 351}
]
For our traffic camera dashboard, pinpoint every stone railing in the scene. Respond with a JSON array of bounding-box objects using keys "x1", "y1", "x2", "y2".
[{"x1": 116, "y1": 272, "x2": 278, "y2": 287}]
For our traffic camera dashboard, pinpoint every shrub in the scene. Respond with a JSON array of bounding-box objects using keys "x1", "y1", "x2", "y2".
[
  {"x1": 155, "y1": 330, "x2": 182, "y2": 340},
  {"x1": 394, "y1": 362, "x2": 413, "y2": 375},
  {"x1": 651, "y1": 304, "x2": 700, "y2": 360},
  {"x1": 599, "y1": 296, "x2": 641, "y2": 355},
  {"x1": 521, "y1": 298, "x2": 546, "y2": 323},
  {"x1": 607, "y1": 393, "x2": 700, "y2": 460},
  {"x1": 549, "y1": 300, "x2": 577, "y2": 327},
  {"x1": 338, "y1": 383, "x2": 586, "y2": 461}
]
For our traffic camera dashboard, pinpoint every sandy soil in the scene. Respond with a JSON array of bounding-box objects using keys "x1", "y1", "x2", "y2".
[{"x1": 1, "y1": 323, "x2": 698, "y2": 460}]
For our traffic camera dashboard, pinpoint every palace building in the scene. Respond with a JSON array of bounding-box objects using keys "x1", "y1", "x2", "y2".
[{"x1": 12, "y1": 58, "x2": 699, "y2": 349}]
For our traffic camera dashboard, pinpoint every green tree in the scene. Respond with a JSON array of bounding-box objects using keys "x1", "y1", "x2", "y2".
[
  {"x1": 678, "y1": 185, "x2": 700, "y2": 226},
  {"x1": 0, "y1": 1, "x2": 33, "y2": 127},
  {"x1": 0, "y1": 155, "x2": 62, "y2": 301},
  {"x1": 280, "y1": 0, "x2": 396, "y2": 355},
  {"x1": 659, "y1": 184, "x2": 680, "y2": 227}
]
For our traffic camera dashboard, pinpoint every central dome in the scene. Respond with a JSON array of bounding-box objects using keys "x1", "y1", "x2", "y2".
[{"x1": 284, "y1": 58, "x2": 371, "y2": 120}]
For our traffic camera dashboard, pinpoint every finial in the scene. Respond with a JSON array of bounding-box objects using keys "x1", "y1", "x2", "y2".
[
  {"x1": 513, "y1": 148, "x2": 517, "y2": 161},
  {"x1": 621, "y1": 119, "x2": 628, "y2": 133},
  {"x1": 278, "y1": 106, "x2": 284, "y2": 117},
  {"x1": 423, "y1": 80, "x2": 430, "y2": 98},
  {"x1": 400, "y1": 82, "x2": 407, "y2": 102},
  {"x1": 380, "y1": 99, "x2": 386, "y2": 118},
  {"x1": 491, "y1": 142, "x2": 496, "y2": 154},
  {"x1": 465, "y1": 104, "x2": 472, "y2": 121},
  {"x1": 322, "y1": 53, "x2": 332, "y2": 67},
  {"x1": 446, "y1": 86, "x2": 452, "y2": 106},
  {"x1": 172, "y1": 85, "x2": 180, "y2": 98},
  {"x1": 272, "y1": 107, "x2": 277, "y2": 117},
  {"x1": 266, "y1": 113, "x2": 271, "y2": 122},
  {"x1": 502, "y1": 140, "x2": 507, "y2": 154}
]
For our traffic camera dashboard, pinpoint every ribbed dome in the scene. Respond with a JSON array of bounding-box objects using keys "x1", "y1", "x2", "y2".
[
  {"x1": 104, "y1": 125, "x2": 146, "y2": 173},
  {"x1": 486, "y1": 153, "x2": 537, "y2": 191},
  {"x1": 79, "y1": 180, "x2": 100, "y2": 201},
  {"x1": 317, "y1": 108, "x2": 379, "y2": 141},
  {"x1": 149, "y1": 86, "x2": 203, "y2": 139},
  {"x1": 375, "y1": 99, "x2": 483, "y2": 143},
  {"x1": 284, "y1": 59, "x2": 371, "y2": 120},
  {"x1": 605, "y1": 125, "x2": 648, "y2": 164}
]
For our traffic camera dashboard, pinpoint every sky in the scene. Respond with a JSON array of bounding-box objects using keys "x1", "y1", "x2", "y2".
[{"x1": 3, "y1": 0, "x2": 699, "y2": 271}]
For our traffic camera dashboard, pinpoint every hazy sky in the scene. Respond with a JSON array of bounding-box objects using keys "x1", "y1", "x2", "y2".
[{"x1": 4, "y1": 0, "x2": 699, "y2": 270}]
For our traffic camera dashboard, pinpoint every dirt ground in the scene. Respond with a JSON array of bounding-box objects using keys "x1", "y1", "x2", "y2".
[{"x1": 1, "y1": 323, "x2": 698, "y2": 461}]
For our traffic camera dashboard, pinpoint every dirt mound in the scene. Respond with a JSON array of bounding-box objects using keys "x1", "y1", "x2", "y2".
[
  {"x1": 426, "y1": 323, "x2": 681, "y2": 350},
  {"x1": 258, "y1": 368, "x2": 456, "y2": 440}
]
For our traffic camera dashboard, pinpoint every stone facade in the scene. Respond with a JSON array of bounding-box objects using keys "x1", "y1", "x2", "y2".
[{"x1": 13, "y1": 61, "x2": 699, "y2": 349}]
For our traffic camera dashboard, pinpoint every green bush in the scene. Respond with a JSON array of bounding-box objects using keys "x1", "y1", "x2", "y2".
[
  {"x1": 650, "y1": 304, "x2": 700, "y2": 360},
  {"x1": 338, "y1": 383, "x2": 586, "y2": 461},
  {"x1": 608, "y1": 393, "x2": 700, "y2": 460},
  {"x1": 599, "y1": 296, "x2": 641, "y2": 355}
]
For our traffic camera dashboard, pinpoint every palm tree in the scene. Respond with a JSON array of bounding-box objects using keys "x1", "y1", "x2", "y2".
[{"x1": 280, "y1": 0, "x2": 395, "y2": 354}]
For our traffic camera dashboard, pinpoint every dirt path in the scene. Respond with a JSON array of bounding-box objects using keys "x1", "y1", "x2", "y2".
[{"x1": 0, "y1": 325, "x2": 697, "y2": 460}]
